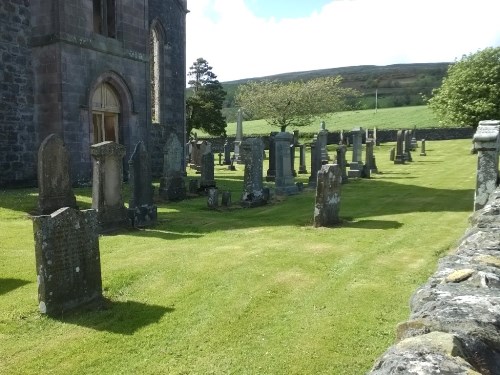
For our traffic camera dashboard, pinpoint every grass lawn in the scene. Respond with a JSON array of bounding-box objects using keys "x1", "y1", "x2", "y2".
[
  {"x1": 0, "y1": 139, "x2": 476, "y2": 374},
  {"x1": 218, "y1": 106, "x2": 448, "y2": 138}
]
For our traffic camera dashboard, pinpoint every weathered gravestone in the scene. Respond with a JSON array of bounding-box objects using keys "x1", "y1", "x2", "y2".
[
  {"x1": 420, "y1": 139, "x2": 427, "y2": 156},
  {"x1": 200, "y1": 150, "x2": 216, "y2": 190},
  {"x1": 298, "y1": 144, "x2": 308, "y2": 174},
  {"x1": 308, "y1": 137, "x2": 322, "y2": 187},
  {"x1": 410, "y1": 126, "x2": 418, "y2": 150},
  {"x1": 275, "y1": 132, "x2": 298, "y2": 195},
  {"x1": 336, "y1": 145, "x2": 348, "y2": 184},
  {"x1": 363, "y1": 138, "x2": 377, "y2": 177},
  {"x1": 190, "y1": 140, "x2": 211, "y2": 172},
  {"x1": 240, "y1": 137, "x2": 268, "y2": 207},
  {"x1": 234, "y1": 108, "x2": 244, "y2": 164},
  {"x1": 223, "y1": 139, "x2": 232, "y2": 165},
  {"x1": 159, "y1": 134, "x2": 186, "y2": 201},
  {"x1": 266, "y1": 132, "x2": 278, "y2": 182},
  {"x1": 128, "y1": 141, "x2": 157, "y2": 227},
  {"x1": 473, "y1": 120, "x2": 500, "y2": 211},
  {"x1": 318, "y1": 121, "x2": 329, "y2": 163},
  {"x1": 221, "y1": 191, "x2": 232, "y2": 207},
  {"x1": 207, "y1": 187, "x2": 219, "y2": 209},
  {"x1": 348, "y1": 127, "x2": 363, "y2": 178},
  {"x1": 90, "y1": 141, "x2": 129, "y2": 232},
  {"x1": 394, "y1": 130, "x2": 405, "y2": 164},
  {"x1": 37, "y1": 134, "x2": 77, "y2": 214},
  {"x1": 32, "y1": 207, "x2": 102, "y2": 316},
  {"x1": 403, "y1": 130, "x2": 413, "y2": 162},
  {"x1": 313, "y1": 164, "x2": 342, "y2": 227}
]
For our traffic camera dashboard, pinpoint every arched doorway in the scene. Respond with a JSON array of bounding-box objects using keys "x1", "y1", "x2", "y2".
[{"x1": 91, "y1": 83, "x2": 120, "y2": 144}]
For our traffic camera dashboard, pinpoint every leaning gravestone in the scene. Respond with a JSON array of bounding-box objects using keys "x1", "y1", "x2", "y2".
[
  {"x1": 128, "y1": 141, "x2": 157, "y2": 227},
  {"x1": 37, "y1": 134, "x2": 77, "y2": 214},
  {"x1": 313, "y1": 164, "x2": 342, "y2": 227},
  {"x1": 159, "y1": 133, "x2": 186, "y2": 201},
  {"x1": 473, "y1": 120, "x2": 500, "y2": 210},
  {"x1": 275, "y1": 132, "x2": 298, "y2": 195},
  {"x1": 32, "y1": 207, "x2": 102, "y2": 316},
  {"x1": 394, "y1": 130, "x2": 405, "y2": 164},
  {"x1": 90, "y1": 141, "x2": 129, "y2": 232},
  {"x1": 240, "y1": 138, "x2": 268, "y2": 207}
]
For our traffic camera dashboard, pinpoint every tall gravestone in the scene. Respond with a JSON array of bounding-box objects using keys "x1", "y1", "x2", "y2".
[
  {"x1": 90, "y1": 141, "x2": 128, "y2": 232},
  {"x1": 404, "y1": 130, "x2": 413, "y2": 162},
  {"x1": 200, "y1": 150, "x2": 216, "y2": 190},
  {"x1": 308, "y1": 137, "x2": 322, "y2": 187},
  {"x1": 298, "y1": 144, "x2": 308, "y2": 174},
  {"x1": 32, "y1": 207, "x2": 102, "y2": 316},
  {"x1": 240, "y1": 138, "x2": 268, "y2": 207},
  {"x1": 234, "y1": 108, "x2": 244, "y2": 164},
  {"x1": 275, "y1": 132, "x2": 298, "y2": 195},
  {"x1": 411, "y1": 126, "x2": 418, "y2": 150},
  {"x1": 336, "y1": 145, "x2": 348, "y2": 184},
  {"x1": 348, "y1": 127, "x2": 363, "y2": 178},
  {"x1": 394, "y1": 130, "x2": 405, "y2": 164},
  {"x1": 266, "y1": 132, "x2": 278, "y2": 181},
  {"x1": 159, "y1": 134, "x2": 186, "y2": 201},
  {"x1": 313, "y1": 164, "x2": 342, "y2": 227},
  {"x1": 473, "y1": 120, "x2": 500, "y2": 210},
  {"x1": 223, "y1": 139, "x2": 231, "y2": 165},
  {"x1": 128, "y1": 141, "x2": 157, "y2": 227},
  {"x1": 420, "y1": 139, "x2": 427, "y2": 156},
  {"x1": 362, "y1": 139, "x2": 377, "y2": 177},
  {"x1": 373, "y1": 127, "x2": 378, "y2": 146},
  {"x1": 318, "y1": 121, "x2": 329, "y2": 163},
  {"x1": 37, "y1": 134, "x2": 77, "y2": 214}
]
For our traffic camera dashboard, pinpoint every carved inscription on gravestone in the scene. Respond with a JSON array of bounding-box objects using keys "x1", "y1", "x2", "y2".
[{"x1": 32, "y1": 207, "x2": 102, "y2": 316}]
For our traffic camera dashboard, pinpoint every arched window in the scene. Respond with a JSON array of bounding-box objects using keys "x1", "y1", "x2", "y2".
[
  {"x1": 150, "y1": 26, "x2": 161, "y2": 123},
  {"x1": 92, "y1": 83, "x2": 120, "y2": 144}
]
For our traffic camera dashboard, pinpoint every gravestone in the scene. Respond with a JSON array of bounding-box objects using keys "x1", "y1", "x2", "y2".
[
  {"x1": 313, "y1": 164, "x2": 342, "y2": 227},
  {"x1": 318, "y1": 121, "x2": 329, "y2": 163},
  {"x1": 298, "y1": 144, "x2": 308, "y2": 174},
  {"x1": 420, "y1": 139, "x2": 427, "y2": 156},
  {"x1": 207, "y1": 188, "x2": 219, "y2": 209},
  {"x1": 188, "y1": 179, "x2": 199, "y2": 194},
  {"x1": 373, "y1": 127, "x2": 378, "y2": 146},
  {"x1": 308, "y1": 137, "x2": 322, "y2": 187},
  {"x1": 200, "y1": 151, "x2": 216, "y2": 190},
  {"x1": 128, "y1": 141, "x2": 157, "y2": 227},
  {"x1": 339, "y1": 129, "x2": 345, "y2": 145},
  {"x1": 223, "y1": 139, "x2": 231, "y2": 165},
  {"x1": 411, "y1": 126, "x2": 418, "y2": 150},
  {"x1": 336, "y1": 145, "x2": 348, "y2": 184},
  {"x1": 394, "y1": 130, "x2": 405, "y2": 164},
  {"x1": 221, "y1": 191, "x2": 232, "y2": 207},
  {"x1": 275, "y1": 132, "x2": 298, "y2": 195},
  {"x1": 363, "y1": 139, "x2": 377, "y2": 177},
  {"x1": 390, "y1": 147, "x2": 395, "y2": 161},
  {"x1": 37, "y1": 134, "x2": 77, "y2": 214},
  {"x1": 32, "y1": 207, "x2": 102, "y2": 316},
  {"x1": 90, "y1": 141, "x2": 129, "y2": 232},
  {"x1": 240, "y1": 138, "x2": 268, "y2": 207},
  {"x1": 403, "y1": 130, "x2": 413, "y2": 162},
  {"x1": 348, "y1": 127, "x2": 363, "y2": 178},
  {"x1": 290, "y1": 143, "x2": 297, "y2": 177},
  {"x1": 473, "y1": 120, "x2": 500, "y2": 210},
  {"x1": 266, "y1": 132, "x2": 278, "y2": 181},
  {"x1": 234, "y1": 108, "x2": 244, "y2": 164},
  {"x1": 159, "y1": 134, "x2": 186, "y2": 201},
  {"x1": 191, "y1": 140, "x2": 211, "y2": 172}
]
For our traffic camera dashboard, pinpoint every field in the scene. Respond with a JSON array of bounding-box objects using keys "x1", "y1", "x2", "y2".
[
  {"x1": 0, "y1": 139, "x2": 476, "y2": 374},
  {"x1": 217, "y1": 105, "x2": 450, "y2": 138}
]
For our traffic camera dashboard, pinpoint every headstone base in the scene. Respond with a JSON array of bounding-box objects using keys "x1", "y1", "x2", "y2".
[
  {"x1": 128, "y1": 204, "x2": 157, "y2": 228},
  {"x1": 275, "y1": 184, "x2": 299, "y2": 196},
  {"x1": 348, "y1": 170, "x2": 361, "y2": 178}
]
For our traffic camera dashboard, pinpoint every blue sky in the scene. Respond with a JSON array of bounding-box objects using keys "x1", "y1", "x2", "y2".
[{"x1": 187, "y1": 0, "x2": 500, "y2": 82}]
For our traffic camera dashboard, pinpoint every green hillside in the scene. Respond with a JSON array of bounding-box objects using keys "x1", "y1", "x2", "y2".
[{"x1": 218, "y1": 63, "x2": 450, "y2": 122}]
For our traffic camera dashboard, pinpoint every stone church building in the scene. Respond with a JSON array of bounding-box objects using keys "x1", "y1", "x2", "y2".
[{"x1": 0, "y1": 0, "x2": 188, "y2": 186}]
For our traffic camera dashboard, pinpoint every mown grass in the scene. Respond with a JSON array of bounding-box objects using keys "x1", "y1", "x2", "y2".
[
  {"x1": 0, "y1": 139, "x2": 475, "y2": 374},
  {"x1": 211, "y1": 105, "x2": 450, "y2": 138}
]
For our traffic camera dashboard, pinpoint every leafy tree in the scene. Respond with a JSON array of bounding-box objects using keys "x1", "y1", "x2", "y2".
[
  {"x1": 427, "y1": 47, "x2": 500, "y2": 127},
  {"x1": 235, "y1": 76, "x2": 359, "y2": 132},
  {"x1": 186, "y1": 58, "x2": 227, "y2": 136}
]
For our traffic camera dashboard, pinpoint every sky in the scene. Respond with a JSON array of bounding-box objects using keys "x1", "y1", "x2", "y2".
[{"x1": 186, "y1": 0, "x2": 500, "y2": 82}]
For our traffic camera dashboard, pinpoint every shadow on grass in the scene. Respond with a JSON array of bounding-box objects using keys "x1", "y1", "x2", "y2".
[
  {"x1": 58, "y1": 299, "x2": 174, "y2": 335},
  {"x1": 0, "y1": 278, "x2": 31, "y2": 295},
  {"x1": 343, "y1": 219, "x2": 403, "y2": 230}
]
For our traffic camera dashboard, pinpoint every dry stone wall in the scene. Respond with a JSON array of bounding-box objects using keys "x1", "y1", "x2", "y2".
[{"x1": 369, "y1": 189, "x2": 500, "y2": 374}]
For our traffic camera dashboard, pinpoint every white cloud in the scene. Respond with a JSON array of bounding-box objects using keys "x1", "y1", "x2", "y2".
[{"x1": 186, "y1": 0, "x2": 500, "y2": 82}]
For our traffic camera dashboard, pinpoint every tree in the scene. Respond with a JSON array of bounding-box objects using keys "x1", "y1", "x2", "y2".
[
  {"x1": 235, "y1": 76, "x2": 359, "y2": 132},
  {"x1": 186, "y1": 58, "x2": 227, "y2": 136},
  {"x1": 427, "y1": 47, "x2": 500, "y2": 127}
]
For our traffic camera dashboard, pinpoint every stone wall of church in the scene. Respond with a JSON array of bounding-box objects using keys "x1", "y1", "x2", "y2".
[{"x1": 0, "y1": 0, "x2": 36, "y2": 186}]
